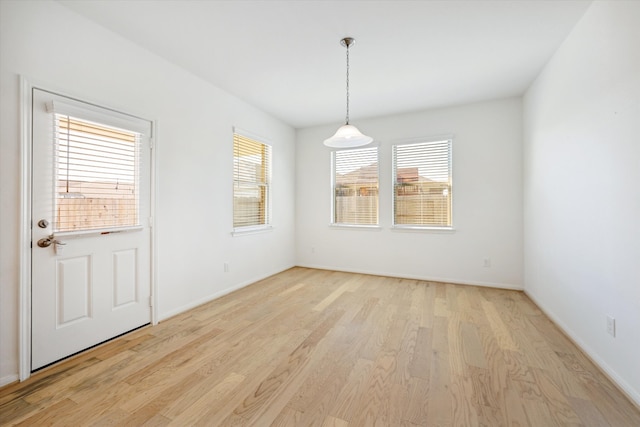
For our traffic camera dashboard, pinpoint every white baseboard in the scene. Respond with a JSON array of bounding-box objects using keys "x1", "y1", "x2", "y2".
[
  {"x1": 525, "y1": 290, "x2": 640, "y2": 409},
  {"x1": 1, "y1": 374, "x2": 19, "y2": 388},
  {"x1": 158, "y1": 265, "x2": 295, "y2": 322},
  {"x1": 295, "y1": 263, "x2": 524, "y2": 291}
]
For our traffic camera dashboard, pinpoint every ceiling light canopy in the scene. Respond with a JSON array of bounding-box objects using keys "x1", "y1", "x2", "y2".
[{"x1": 324, "y1": 37, "x2": 373, "y2": 148}]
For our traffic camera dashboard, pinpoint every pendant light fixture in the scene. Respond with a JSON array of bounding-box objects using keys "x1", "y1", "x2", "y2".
[{"x1": 324, "y1": 37, "x2": 373, "y2": 148}]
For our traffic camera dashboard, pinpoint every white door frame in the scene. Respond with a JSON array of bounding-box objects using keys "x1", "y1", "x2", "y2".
[{"x1": 18, "y1": 76, "x2": 158, "y2": 381}]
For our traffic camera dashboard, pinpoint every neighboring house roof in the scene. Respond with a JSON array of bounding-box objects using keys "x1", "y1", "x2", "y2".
[
  {"x1": 336, "y1": 163, "x2": 435, "y2": 185},
  {"x1": 336, "y1": 164, "x2": 379, "y2": 185}
]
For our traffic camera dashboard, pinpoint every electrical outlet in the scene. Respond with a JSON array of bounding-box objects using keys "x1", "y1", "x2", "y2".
[
  {"x1": 483, "y1": 258, "x2": 491, "y2": 268},
  {"x1": 606, "y1": 315, "x2": 615, "y2": 337},
  {"x1": 224, "y1": 262, "x2": 229, "y2": 273}
]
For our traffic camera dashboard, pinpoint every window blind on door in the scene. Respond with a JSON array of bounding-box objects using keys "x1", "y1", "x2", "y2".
[
  {"x1": 55, "y1": 114, "x2": 141, "y2": 232},
  {"x1": 233, "y1": 132, "x2": 271, "y2": 229},
  {"x1": 332, "y1": 147, "x2": 379, "y2": 225},
  {"x1": 392, "y1": 139, "x2": 452, "y2": 227}
]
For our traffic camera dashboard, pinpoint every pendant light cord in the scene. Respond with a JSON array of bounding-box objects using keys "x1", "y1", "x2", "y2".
[
  {"x1": 345, "y1": 44, "x2": 350, "y2": 125},
  {"x1": 324, "y1": 37, "x2": 373, "y2": 147}
]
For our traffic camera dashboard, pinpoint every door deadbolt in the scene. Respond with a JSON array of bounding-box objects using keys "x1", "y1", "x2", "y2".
[{"x1": 37, "y1": 219, "x2": 49, "y2": 228}]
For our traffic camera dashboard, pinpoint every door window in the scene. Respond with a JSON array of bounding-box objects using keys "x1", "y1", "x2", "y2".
[{"x1": 54, "y1": 114, "x2": 141, "y2": 232}]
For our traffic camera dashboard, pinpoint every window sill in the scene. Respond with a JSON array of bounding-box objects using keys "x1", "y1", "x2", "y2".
[
  {"x1": 329, "y1": 224, "x2": 382, "y2": 231},
  {"x1": 55, "y1": 225, "x2": 144, "y2": 239},
  {"x1": 232, "y1": 225, "x2": 273, "y2": 236},
  {"x1": 391, "y1": 225, "x2": 455, "y2": 233}
]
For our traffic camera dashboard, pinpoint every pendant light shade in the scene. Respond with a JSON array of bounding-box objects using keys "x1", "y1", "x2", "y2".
[
  {"x1": 323, "y1": 124, "x2": 373, "y2": 148},
  {"x1": 324, "y1": 37, "x2": 372, "y2": 148}
]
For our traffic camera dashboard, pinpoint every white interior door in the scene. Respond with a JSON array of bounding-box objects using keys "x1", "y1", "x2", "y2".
[{"x1": 31, "y1": 88, "x2": 152, "y2": 370}]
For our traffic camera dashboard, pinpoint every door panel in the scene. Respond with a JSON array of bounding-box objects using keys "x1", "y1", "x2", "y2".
[
  {"x1": 56, "y1": 255, "x2": 92, "y2": 326},
  {"x1": 31, "y1": 88, "x2": 152, "y2": 370},
  {"x1": 113, "y1": 249, "x2": 138, "y2": 308}
]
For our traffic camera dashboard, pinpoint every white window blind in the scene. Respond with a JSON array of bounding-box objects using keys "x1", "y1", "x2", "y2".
[
  {"x1": 233, "y1": 132, "x2": 271, "y2": 229},
  {"x1": 332, "y1": 147, "x2": 379, "y2": 225},
  {"x1": 392, "y1": 139, "x2": 452, "y2": 228},
  {"x1": 55, "y1": 114, "x2": 141, "y2": 232}
]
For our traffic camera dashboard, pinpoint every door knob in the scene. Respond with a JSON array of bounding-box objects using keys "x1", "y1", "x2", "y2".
[
  {"x1": 37, "y1": 235, "x2": 54, "y2": 247},
  {"x1": 37, "y1": 235, "x2": 67, "y2": 254},
  {"x1": 37, "y1": 235, "x2": 59, "y2": 248}
]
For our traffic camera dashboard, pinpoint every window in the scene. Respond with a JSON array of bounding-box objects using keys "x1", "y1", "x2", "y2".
[
  {"x1": 233, "y1": 132, "x2": 271, "y2": 230},
  {"x1": 332, "y1": 147, "x2": 379, "y2": 225},
  {"x1": 392, "y1": 139, "x2": 452, "y2": 228},
  {"x1": 54, "y1": 114, "x2": 141, "y2": 232}
]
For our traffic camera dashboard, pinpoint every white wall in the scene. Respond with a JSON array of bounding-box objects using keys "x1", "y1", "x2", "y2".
[
  {"x1": 523, "y1": 1, "x2": 640, "y2": 404},
  {"x1": 296, "y1": 98, "x2": 523, "y2": 289},
  {"x1": 0, "y1": 0, "x2": 295, "y2": 385}
]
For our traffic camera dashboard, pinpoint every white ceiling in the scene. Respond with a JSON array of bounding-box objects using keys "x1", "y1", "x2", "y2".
[{"x1": 58, "y1": 0, "x2": 591, "y2": 129}]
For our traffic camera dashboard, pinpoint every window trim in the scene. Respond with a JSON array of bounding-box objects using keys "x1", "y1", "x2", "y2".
[
  {"x1": 329, "y1": 224, "x2": 382, "y2": 230},
  {"x1": 231, "y1": 127, "x2": 272, "y2": 234},
  {"x1": 231, "y1": 224, "x2": 274, "y2": 236},
  {"x1": 391, "y1": 135, "x2": 454, "y2": 231},
  {"x1": 47, "y1": 99, "x2": 151, "y2": 135},
  {"x1": 330, "y1": 146, "x2": 380, "y2": 227}
]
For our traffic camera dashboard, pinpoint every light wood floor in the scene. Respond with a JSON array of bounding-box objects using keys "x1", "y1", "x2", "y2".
[{"x1": 1, "y1": 267, "x2": 639, "y2": 426}]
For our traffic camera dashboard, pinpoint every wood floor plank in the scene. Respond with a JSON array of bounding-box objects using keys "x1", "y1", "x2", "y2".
[
  {"x1": 503, "y1": 379, "x2": 531, "y2": 427},
  {"x1": 329, "y1": 357, "x2": 375, "y2": 422},
  {"x1": 88, "y1": 408, "x2": 130, "y2": 426},
  {"x1": 22, "y1": 350, "x2": 136, "y2": 405},
  {"x1": 557, "y1": 349, "x2": 640, "y2": 425},
  {"x1": 321, "y1": 415, "x2": 349, "y2": 427},
  {"x1": 286, "y1": 320, "x2": 365, "y2": 414},
  {"x1": 228, "y1": 309, "x2": 346, "y2": 423},
  {"x1": 13, "y1": 398, "x2": 77, "y2": 426},
  {"x1": 358, "y1": 302, "x2": 397, "y2": 361},
  {"x1": 350, "y1": 296, "x2": 379, "y2": 325},
  {"x1": 421, "y1": 283, "x2": 436, "y2": 328},
  {"x1": 481, "y1": 299, "x2": 519, "y2": 351},
  {"x1": 166, "y1": 372, "x2": 245, "y2": 426},
  {"x1": 568, "y1": 396, "x2": 612, "y2": 427},
  {"x1": 0, "y1": 398, "x2": 41, "y2": 426},
  {"x1": 408, "y1": 327, "x2": 432, "y2": 380},
  {"x1": 447, "y1": 313, "x2": 466, "y2": 376},
  {"x1": 450, "y1": 373, "x2": 480, "y2": 427},
  {"x1": 0, "y1": 356, "x2": 102, "y2": 407},
  {"x1": 189, "y1": 364, "x2": 276, "y2": 426},
  {"x1": 130, "y1": 371, "x2": 207, "y2": 423},
  {"x1": 474, "y1": 310, "x2": 510, "y2": 403},
  {"x1": 514, "y1": 320, "x2": 590, "y2": 400},
  {"x1": 402, "y1": 377, "x2": 430, "y2": 425},
  {"x1": 269, "y1": 407, "x2": 303, "y2": 426},
  {"x1": 461, "y1": 322, "x2": 487, "y2": 369},
  {"x1": 434, "y1": 296, "x2": 451, "y2": 317},
  {"x1": 426, "y1": 315, "x2": 453, "y2": 426},
  {"x1": 350, "y1": 351, "x2": 396, "y2": 425},
  {"x1": 1, "y1": 267, "x2": 638, "y2": 427},
  {"x1": 124, "y1": 327, "x2": 225, "y2": 385},
  {"x1": 468, "y1": 366, "x2": 500, "y2": 409},
  {"x1": 527, "y1": 369, "x2": 582, "y2": 426},
  {"x1": 294, "y1": 345, "x2": 361, "y2": 426},
  {"x1": 245, "y1": 317, "x2": 349, "y2": 425},
  {"x1": 312, "y1": 280, "x2": 355, "y2": 312}
]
